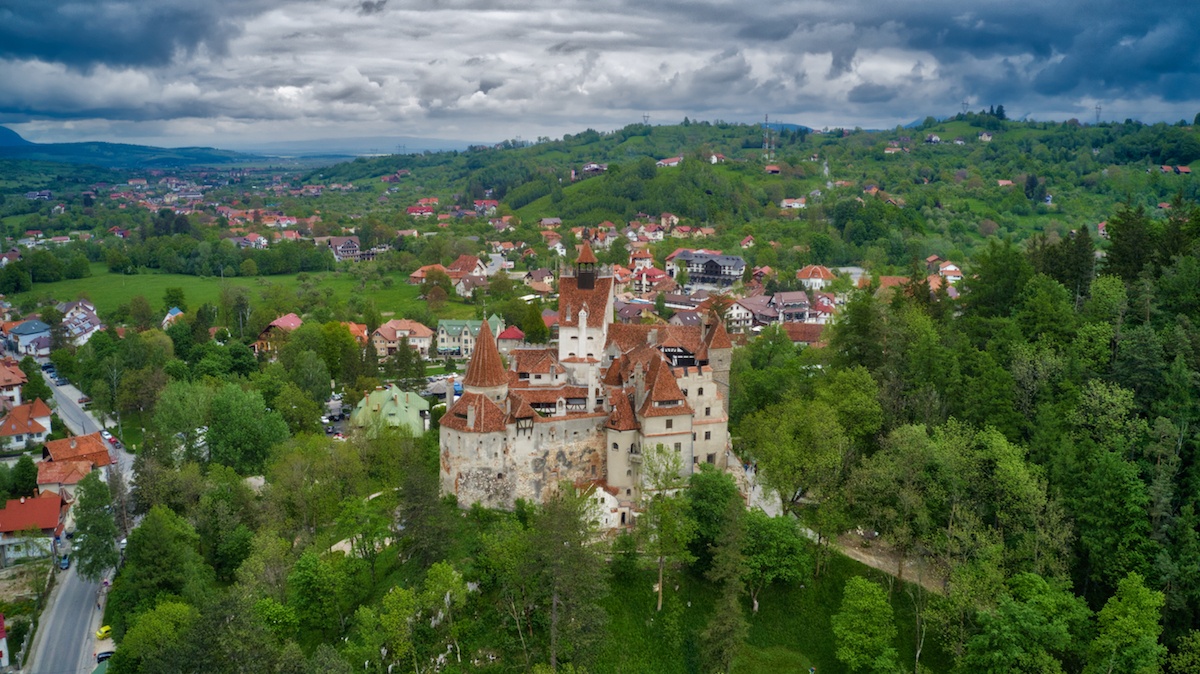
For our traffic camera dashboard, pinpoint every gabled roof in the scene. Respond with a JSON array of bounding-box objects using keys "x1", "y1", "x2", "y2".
[
  {"x1": 558, "y1": 275, "x2": 613, "y2": 329},
  {"x1": 639, "y1": 357, "x2": 693, "y2": 418},
  {"x1": 0, "y1": 399, "x2": 51, "y2": 437},
  {"x1": 441, "y1": 391, "x2": 508, "y2": 433},
  {"x1": 44, "y1": 433, "x2": 111, "y2": 467},
  {"x1": 269, "y1": 313, "x2": 303, "y2": 331},
  {"x1": 0, "y1": 362, "x2": 27, "y2": 388},
  {"x1": 497, "y1": 326, "x2": 525, "y2": 341},
  {"x1": 703, "y1": 319, "x2": 733, "y2": 350},
  {"x1": 374, "y1": 319, "x2": 434, "y2": 340},
  {"x1": 37, "y1": 459, "x2": 92, "y2": 486},
  {"x1": 0, "y1": 493, "x2": 63, "y2": 533},
  {"x1": 796, "y1": 264, "x2": 835, "y2": 281},
  {"x1": 605, "y1": 391, "x2": 640, "y2": 431},
  {"x1": 462, "y1": 321, "x2": 508, "y2": 388}
]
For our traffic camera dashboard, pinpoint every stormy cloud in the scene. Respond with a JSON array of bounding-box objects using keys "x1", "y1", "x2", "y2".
[{"x1": 1, "y1": 0, "x2": 1198, "y2": 147}]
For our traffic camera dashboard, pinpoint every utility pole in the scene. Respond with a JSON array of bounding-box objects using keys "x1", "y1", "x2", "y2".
[
  {"x1": 642, "y1": 113, "x2": 650, "y2": 125},
  {"x1": 1095, "y1": 104, "x2": 1102, "y2": 125},
  {"x1": 961, "y1": 99, "x2": 969, "y2": 115}
]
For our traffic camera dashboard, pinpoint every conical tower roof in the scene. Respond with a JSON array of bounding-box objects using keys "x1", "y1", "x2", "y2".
[
  {"x1": 576, "y1": 242, "x2": 598, "y2": 264},
  {"x1": 463, "y1": 320, "x2": 508, "y2": 389}
]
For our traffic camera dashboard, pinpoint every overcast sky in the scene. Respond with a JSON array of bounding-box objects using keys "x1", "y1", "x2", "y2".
[{"x1": 2, "y1": 0, "x2": 1198, "y2": 149}]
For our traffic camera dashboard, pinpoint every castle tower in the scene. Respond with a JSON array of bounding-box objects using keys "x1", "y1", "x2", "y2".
[
  {"x1": 576, "y1": 241, "x2": 598, "y2": 290},
  {"x1": 703, "y1": 318, "x2": 733, "y2": 414},
  {"x1": 462, "y1": 320, "x2": 508, "y2": 404}
]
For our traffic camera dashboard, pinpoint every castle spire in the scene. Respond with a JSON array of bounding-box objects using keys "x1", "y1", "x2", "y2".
[
  {"x1": 576, "y1": 242, "x2": 597, "y2": 290},
  {"x1": 463, "y1": 320, "x2": 508, "y2": 391}
]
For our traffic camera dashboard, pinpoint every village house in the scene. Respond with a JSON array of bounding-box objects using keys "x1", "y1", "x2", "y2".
[
  {"x1": 350, "y1": 385, "x2": 431, "y2": 437},
  {"x1": 0, "y1": 492, "x2": 66, "y2": 565},
  {"x1": 666, "y1": 250, "x2": 746, "y2": 289},
  {"x1": 771, "y1": 291, "x2": 811, "y2": 323},
  {"x1": 496, "y1": 326, "x2": 525, "y2": 355},
  {"x1": 0, "y1": 360, "x2": 26, "y2": 408},
  {"x1": 56, "y1": 300, "x2": 103, "y2": 346},
  {"x1": 315, "y1": 236, "x2": 361, "y2": 262},
  {"x1": 253, "y1": 313, "x2": 303, "y2": 355},
  {"x1": 372, "y1": 319, "x2": 435, "y2": 359},
  {"x1": 0, "y1": 399, "x2": 52, "y2": 450},
  {"x1": 436, "y1": 316, "x2": 504, "y2": 358},
  {"x1": 7, "y1": 320, "x2": 50, "y2": 357},
  {"x1": 796, "y1": 264, "x2": 836, "y2": 291}
]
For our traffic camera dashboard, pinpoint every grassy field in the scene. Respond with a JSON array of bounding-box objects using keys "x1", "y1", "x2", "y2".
[{"x1": 12, "y1": 262, "x2": 477, "y2": 321}]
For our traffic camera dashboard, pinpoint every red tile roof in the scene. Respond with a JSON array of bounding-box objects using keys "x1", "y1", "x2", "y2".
[
  {"x1": 44, "y1": 433, "x2": 112, "y2": 467},
  {"x1": 0, "y1": 399, "x2": 51, "y2": 437},
  {"x1": 796, "y1": 264, "x2": 835, "y2": 281},
  {"x1": 605, "y1": 391, "x2": 639, "y2": 431},
  {"x1": 558, "y1": 275, "x2": 613, "y2": 329},
  {"x1": 0, "y1": 362, "x2": 26, "y2": 389},
  {"x1": 374, "y1": 319, "x2": 434, "y2": 340},
  {"x1": 576, "y1": 242, "x2": 598, "y2": 264},
  {"x1": 497, "y1": 326, "x2": 525, "y2": 341},
  {"x1": 639, "y1": 357, "x2": 693, "y2": 418},
  {"x1": 0, "y1": 493, "x2": 62, "y2": 533},
  {"x1": 270, "y1": 313, "x2": 303, "y2": 331},
  {"x1": 37, "y1": 459, "x2": 92, "y2": 486},
  {"x1": 462, "y1": 321, "x2": 508, "y2": 388},
  {"x1": 440, "y1": 391, "x2": 508, "y2": 433}
]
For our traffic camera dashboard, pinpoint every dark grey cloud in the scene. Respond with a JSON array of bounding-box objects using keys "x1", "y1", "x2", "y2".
[
  {"x1": 358, "y1": 0, "x2": 388, "y2": 15},
  {"x1": 0, "y1": 1, "x2": 269, "y2": 69},
  {"x1": 3, "y1": 0, "x2": 1200, "y2": 146}
]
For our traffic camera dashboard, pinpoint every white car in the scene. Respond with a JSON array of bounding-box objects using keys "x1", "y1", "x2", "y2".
[{"x1": 100, "y1": 430, "x2": 113, "y2": 442}]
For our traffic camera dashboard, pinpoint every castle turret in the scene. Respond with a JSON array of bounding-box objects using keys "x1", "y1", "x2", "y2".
[
  {"x1": 576, "y1": 241, "x2": 598, "y2": 290},
  {"x1": 462, "y1": 321, "x2": 508, "y2": 403}
]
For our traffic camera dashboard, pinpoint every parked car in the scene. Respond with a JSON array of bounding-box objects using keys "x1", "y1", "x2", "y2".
[
  {"x1": 96, "y1": 651, "x2": 115, "y2": 663},
  {"x1": 53, "y1": 377, "x2": 67, "y2": 386},
  {"x1": 325, "y1": 425, "x2": 335, "y2": 434},
  {"x1": 96, "y1": 625, "x2": 112, "y2": 640},
  {"x1": 59, "y1": 554, "x2": 69, "y2": 570},
  {"x1": 100, "y1": 431, "x2": 114, "y2": 443},
  {"x1": 78, "y1": 395, "x2": 91, "y2": 404},
  {"x1": 40, "y1": 362, "x2": 54, "y2": 371}
]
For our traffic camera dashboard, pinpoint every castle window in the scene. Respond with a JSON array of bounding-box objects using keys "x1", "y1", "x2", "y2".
[
  {"x1": 612, "y1": 442, "x2": 618, "y2": 450},
  {"x1": 674, "y1": 442, "x2": 681, "y2": 452},
  {"x1": 705, "y1": 431, "x2": 711, "y2": 440},
  {"x1": 705, "y1": 407, "x2": 711, "y2": 416},
  {"x1": 665, "y1": 419, "x2": 673, "y2": 430},
  {"x1": 520, "y1": 373, "x2": 530, "y2": 380},
  {"x1": 698, "y1": 387, "x2": 704, "y2": 395}
]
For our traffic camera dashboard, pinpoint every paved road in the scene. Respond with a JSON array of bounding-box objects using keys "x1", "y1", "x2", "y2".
[
  {"x1": 23, "y1": 371, "x2": 131, "y2": 674},
  {"x1": 27, "y1": 564, "x2": 103, "y2": 674}
]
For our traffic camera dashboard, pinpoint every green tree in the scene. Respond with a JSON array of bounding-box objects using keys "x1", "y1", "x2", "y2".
[
  {"x1": 288, "y1": 549, "x2": 340, "y2": 640},
  {"x1": 1167, "y1": 630, "x2": 1200, "y2": 674},
  {"x1": 107, "y1": 600, "x2": 197, "y2": 673},
  {"x1": 1085, "y1": 572, "x2": 1166, "y2": 674},
  {"x1": 10, "y1": 454, "x2": 37, "y2": 497},
  {"x1": 685, "y1": 464, "x2": 741, "y2": 570},
  {"x1": 290, "y1": 350, "x2": 331, "y2": 404},
  {"x1": 743, "y1": 398, "x2": 849, "y2": 513},
  {"x1": 107, "y1": 505, "x2": 212, "y2": 638},
  {"x1": 18, "y1": 356, "x2": 53, "y2": 405},
  {"x1": 423, "y1": 561, "x2": 469, "y2": 663},
  {"x1": 962, "y1": 572, "x2": 1091, "y2": 673},
  {"x1": 240, "y1": 258, "x2": 258, "y2": 277},
  {"x1": 129, "y1": 294, "x2": 154, "y2": 332},
  {"x1": 152, "y1": 380, "x2": 212, "y2": 464},
  {"x1": 380, "y1": 586, "x2": 419, "y2": 671},
  {"x1": 274, "y1": 382, "x2": 322, "y2": 435},
  {"x1": 832, "y1": 576, "x2": 900, "y2": 674},
  {"x1": 1104, "y1": 204, "x2": 1156, "y2": 283},
  {"x1": 207, "y1": 383, "x2": 289, "y2": 474},
  {"x1": 72, "y1": 471, "x2": 120, "y2": 582},
  {"x1": 701, "y1": 499, "x2": 748, "y2": 674},
  {"x1": 741, "y1": 509, "x2": 809, "y2": 613},
  {"x1": 529, "y1": 485, "x2": 608, "y2": 670},
  {"x1": 163, "y1": 286, "x2": 187, "y2": 313},
  {"x1": 962, "y1": 238, "x2": 1034, "y2": 319}
]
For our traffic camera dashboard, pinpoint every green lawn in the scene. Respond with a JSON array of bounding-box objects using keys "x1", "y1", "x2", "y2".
[{"x1": 12, "y1": 263, "x2": 476, "y2": 322}]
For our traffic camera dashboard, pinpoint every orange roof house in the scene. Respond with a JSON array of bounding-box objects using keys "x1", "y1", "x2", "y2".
[
  {"x1": 253, "y1": 313, "x2": 303, "y2": 355},
  {"x1": 43, "y1": 433, "x2": 112, "y2": 468}
]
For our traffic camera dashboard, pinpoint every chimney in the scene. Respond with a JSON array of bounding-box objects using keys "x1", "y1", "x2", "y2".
[
  {"x1": 466, "y1": 401, "x2": 476, "y2": 429},
  {"x1": 647, "y1": 328, "x2": 658, "y2": 345},
  {"x1": 19, "y1": 497, "x2": 25, "y2": 504}
]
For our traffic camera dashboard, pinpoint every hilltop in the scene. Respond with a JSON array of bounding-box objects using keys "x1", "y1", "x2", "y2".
[{"x1": 0, "y1": 125, "x2": 264, "y2": 169}]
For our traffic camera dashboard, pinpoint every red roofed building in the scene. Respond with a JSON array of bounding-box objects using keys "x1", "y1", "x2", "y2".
[
  {"x1": 439, "y1": 245, "x2": 732, "y2": 525},
  {"x1": 0, "y1": 399, "x2": 52, "y2": 449},
  {"x1": 796, "y1": 264, "x2": 836, "y2": 290},
  {"x1": 0, "y1": 360, "x2": 27, "y2": 408},
  {"x1": 0, "y1": 492, "x2": 65, "y2": 564},
  {"x1": 43, "y1": 433, "x2": 112, "y2": 471},
  {"x1": 36, "y1": 460, "x2": 93, "y2": 498},
  {"x1": 496, "y1": 326, "x2": 525, "y2": 354},
  {"x1": 253, "y1": 313, "x2": 303, "y2": 355},
  {"x1": 372, "y1": 319, "x2": 435, "y2": 359}
]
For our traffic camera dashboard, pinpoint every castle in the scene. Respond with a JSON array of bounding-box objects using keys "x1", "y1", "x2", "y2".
[{"x1": 439, "y1": 244, "x2": 733, "y2": 525}]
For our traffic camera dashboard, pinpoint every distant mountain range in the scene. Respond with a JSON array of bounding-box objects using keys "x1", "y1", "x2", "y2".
[
  {"x1": 0, "y1": 126, "x2": 263, "y2": 168},
  {"x1": 0, "y1": 126, "x2": 478, "y2": 169}
]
